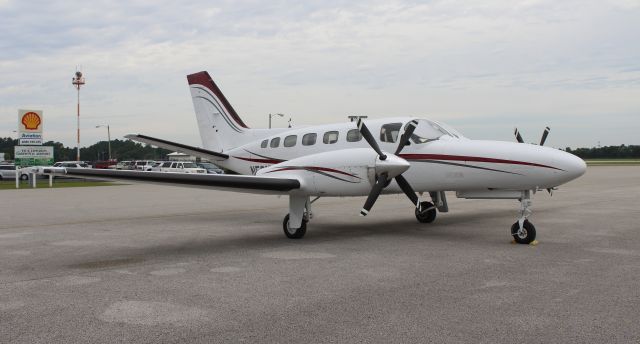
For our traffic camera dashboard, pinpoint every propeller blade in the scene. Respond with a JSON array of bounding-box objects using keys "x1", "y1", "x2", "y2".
[
  {"x1": 539, "y1": 126, "x2": 550, "y2": 146},
  {"x1": 357, "y1": 118, "x2": 387, "y2": 160},
  {"x1": 514, "y1": 128, "x2": 524, "y2": 143},
  {"x1": 395, "y1": 120, "x2": 419, "y2": 155},
  {"x1": 395, "y1": 175, "x2": 420, "y2": 209},
  {"x1": 360, "y1": 173, "x2": 388, "y2": 216}
]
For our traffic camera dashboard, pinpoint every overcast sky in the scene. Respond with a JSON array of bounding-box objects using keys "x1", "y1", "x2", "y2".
[{"x1": 1, "y1": 0, "x2": 638, "y2": 149}]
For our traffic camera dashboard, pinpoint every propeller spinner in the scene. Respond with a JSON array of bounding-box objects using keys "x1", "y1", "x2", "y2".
[{"x1": 356, "y1": 119, "x2": 421, "y2": 216}]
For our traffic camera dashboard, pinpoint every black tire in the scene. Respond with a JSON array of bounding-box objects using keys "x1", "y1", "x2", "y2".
[
  {"x1": 415, "y1": 201, "x2": 437, "y2": 223},
  {"x1": 511, "y1": 220, "x2": 536, "y2": 244},
  {"x1": 283, "y1": 214, "x2": 307, "y2": 239},
  {"x1": 19, "y1": 174, "x2": 29, "y2": 181}
]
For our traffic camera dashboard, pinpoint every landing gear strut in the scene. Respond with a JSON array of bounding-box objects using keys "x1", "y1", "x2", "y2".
[{"x1": 511, "y1": 190, "x2": 536, "y2": 244}]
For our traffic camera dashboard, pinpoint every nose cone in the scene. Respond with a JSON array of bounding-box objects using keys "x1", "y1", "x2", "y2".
[
  {"x1": 559, "y1": 151, "x2": 587, "y2": 182},
  {"x1": 376, "y1": 154, "x2": 410, "y2": 178}
]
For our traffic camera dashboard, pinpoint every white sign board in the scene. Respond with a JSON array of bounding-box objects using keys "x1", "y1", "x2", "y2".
[
  {"x1": 14, "y1": 146, "x2": 54, "y2": 167},
  {"x1": 0, "y1": 152, "x2": 5, "y2": 162},
  {"x1": 18, "y1": 109, "x2": 43, "y2": 145}
]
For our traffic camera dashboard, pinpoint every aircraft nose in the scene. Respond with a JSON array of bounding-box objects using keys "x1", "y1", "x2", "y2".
[{"x1": 561, "y1": 151, "x2": 587, "y2": 181}]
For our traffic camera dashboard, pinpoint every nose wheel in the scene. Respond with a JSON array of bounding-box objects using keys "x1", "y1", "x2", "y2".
[
  {"x1": 511, "y1": 219, "x2": 536, "y2": 244},
  {"x1": 511, "y1": 190, "x2": 536, "y2": 244}
]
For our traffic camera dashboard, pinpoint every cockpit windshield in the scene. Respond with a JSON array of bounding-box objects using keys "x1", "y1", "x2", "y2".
[{"x1": 408, "y1": 119, "x2": 462, "y2": 144}]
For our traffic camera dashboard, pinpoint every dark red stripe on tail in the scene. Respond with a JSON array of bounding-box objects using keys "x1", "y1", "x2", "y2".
[{"x1": 187, "y1": 71, "x2": 248, "y2": 128}]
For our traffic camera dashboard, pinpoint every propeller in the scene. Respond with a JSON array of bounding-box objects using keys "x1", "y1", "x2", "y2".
[
  {"x1": 539, "y1": 126, "x2": 550, "y2": 146},
  {"x1": 514, "y1": 128, "x2": 524, "y2": 143},
  {"x1": 357, "y1": 119, "x2": 421, "y2": 216},
  {"x1": 514, "y1": 126, "x2": 551, "y2": 146}
]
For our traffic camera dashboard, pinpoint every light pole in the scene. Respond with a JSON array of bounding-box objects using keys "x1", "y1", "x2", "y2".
[
  {"x1": 96, "y1": 125, "x2": 111, "y2": 161},
  {"x1": 72, "y1": 71, "x2": 86, "y2": 161},
  {"x1": 269, "y1": 113, "x2": 284, "y2": 129}
]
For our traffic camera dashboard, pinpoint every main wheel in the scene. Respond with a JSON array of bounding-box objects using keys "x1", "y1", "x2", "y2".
[
  {"x1": 511, "y1": 220, "x2": 536, "y2": 244},
  {"x1": 415, "y1": 201, "x2": 437, "y2": 223},
  {"x1": 283, "y1": 214, "x2": 307, "y2": 239},
  {"x1": 20, "y1": 174, "x2": 29, "y2": 181}
]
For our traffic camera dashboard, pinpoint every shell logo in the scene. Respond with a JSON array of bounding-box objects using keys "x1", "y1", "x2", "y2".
[{"x1": 21, "y1": 112, "x2": 42, "y2": 130}]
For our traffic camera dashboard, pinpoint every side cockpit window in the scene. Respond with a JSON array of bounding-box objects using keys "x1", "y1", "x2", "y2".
[
  {"x1": 261, "y1": 139, "x2": 268, "y2": 148},
  {"x1": 346, "y1": 129, "x2": 362, "y2": 142},
  {"x1": 410, "y1": 120, "x2": 452, "y2": 144},
  {"x1": 270, "y1": 137, "x2": 280, "y2": 148},
  {"x1": 380, "y1": 123, "x2": 402, "y2": 143}
]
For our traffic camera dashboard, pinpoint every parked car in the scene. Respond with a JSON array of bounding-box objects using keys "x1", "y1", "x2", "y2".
[
  {"x1": 116, "y1": 161, "x2": 133, "y2": 170},
  {"x1": 0, "y1": 163, "x2": 30, "y2": 180},
  {"x1": 53, "y1": 161, "x2": 91, "y2": 168},
  {"x1": 158, "y1": 161, "x2": 206, "y2": 174},
  {"x1": 196, "y1": 162, "x2": 224, "y2": 174},
  {"x1": 132, "y1": 160, "x2": 156, "y2": 171}
]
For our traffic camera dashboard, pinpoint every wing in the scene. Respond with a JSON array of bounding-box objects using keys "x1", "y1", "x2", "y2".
[
  {"x1": 44, "y1": 168, "x2": 299, "y2": 195},
  {"x1": 125, "y1": 134, "x2": 228, "y2": 162}
]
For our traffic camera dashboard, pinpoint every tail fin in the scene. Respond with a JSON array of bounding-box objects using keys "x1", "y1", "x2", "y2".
[{"x1": 187, "y1": 71, "x2": 250, "y2": 152}]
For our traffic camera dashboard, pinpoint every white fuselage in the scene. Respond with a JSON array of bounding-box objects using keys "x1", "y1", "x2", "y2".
[{"x1": 211, "y1": 117, "x2": 586, "y2": 197}]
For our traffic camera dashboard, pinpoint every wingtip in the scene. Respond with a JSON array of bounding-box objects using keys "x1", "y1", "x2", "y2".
[{"x1": 360, "y1": 209, "x2": 368, "y2": 216}]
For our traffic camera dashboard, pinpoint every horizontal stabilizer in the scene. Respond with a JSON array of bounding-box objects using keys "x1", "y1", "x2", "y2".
[
  {"x1": 56, "y1": 168, "x2": 300, "y2": 195},
  {"x1": 125, "y1": 134, "x2": 229, "y2": 161}
]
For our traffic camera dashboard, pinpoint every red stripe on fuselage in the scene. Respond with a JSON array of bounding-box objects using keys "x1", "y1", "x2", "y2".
[
  {"x1": 399, "y1": 154, "x2": 562, "y2": 170},
  {"x1": 233, "y1": 156, "x2": 284, "y2": 164}
]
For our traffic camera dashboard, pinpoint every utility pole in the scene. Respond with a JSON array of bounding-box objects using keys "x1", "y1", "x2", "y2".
[{"x1": 72, "y1": 71, "x2": 85, "y2": 161}]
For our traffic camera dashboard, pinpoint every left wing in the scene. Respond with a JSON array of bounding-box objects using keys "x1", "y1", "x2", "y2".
[
  {"x1": 42, "y1": 168, "x2": 300, "y2": 195},
  {"x1": 125, "y1": 134, "x2": 228, "y2": 162}
]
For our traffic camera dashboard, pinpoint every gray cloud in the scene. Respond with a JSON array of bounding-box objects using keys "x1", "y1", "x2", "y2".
[{"x1": 0, "y1": 0, "x2": 638, "y2": 149}]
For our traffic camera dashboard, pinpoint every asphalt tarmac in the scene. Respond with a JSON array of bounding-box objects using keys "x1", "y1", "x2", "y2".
[{"x1": 1, "y1": 166, "x2": 639, "y2": 343}]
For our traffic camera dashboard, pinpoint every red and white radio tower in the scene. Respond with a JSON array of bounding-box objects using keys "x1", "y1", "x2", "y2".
[{"x1": 72, "y1": 70, "x2": 85, "y2": 161}]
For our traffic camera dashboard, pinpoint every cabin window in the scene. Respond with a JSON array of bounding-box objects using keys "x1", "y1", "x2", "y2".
[
  {"x1": 261, "y1": 139, "x2": 268, "y2": 148},
  {"x1": 346, "y1": 129, "x2": 362, "y2": 142},
  {"x1": 284, "y1": 135, "x2": 297, "y2": 147},
  {"x1": 302, "y1": 133, "x2": 317, "y2": 146},
  {"x1": 270, "y1": 137, "x2": 280, "y2": 148},
  {"x1": 380, "y1": 123, "x2": 402, "y2": 143},
  {"x1": 323, "y1": 131, "x2": 339, "y2": 144}
]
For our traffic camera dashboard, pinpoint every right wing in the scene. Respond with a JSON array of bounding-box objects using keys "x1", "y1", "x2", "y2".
[
  {"x1": 42, "y1": 168, "x2": 300, "y2": 195},
  {"x1": 125, "y1": 134, "x2": 228, "y2": 162}
]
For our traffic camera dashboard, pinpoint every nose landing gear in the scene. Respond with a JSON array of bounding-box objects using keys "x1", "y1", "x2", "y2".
[{"x1": 511, "y1": 190, "x2": 536, "y2": 244}]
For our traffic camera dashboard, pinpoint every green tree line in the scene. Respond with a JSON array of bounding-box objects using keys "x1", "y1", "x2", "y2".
[
  {"x1": 565, "y1": 145, "x2": 640, "y2": 159},
  {"x1": 1, "y1": 137, "x2": 170, "y2": 161}
]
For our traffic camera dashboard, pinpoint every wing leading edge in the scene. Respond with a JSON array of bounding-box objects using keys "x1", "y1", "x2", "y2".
[
  {"x1": 125, "y1": 134, "x2": 228, "y2": 161},
  {"x1": 53, "y1": 168, "x2": 300, "y2": 194}
]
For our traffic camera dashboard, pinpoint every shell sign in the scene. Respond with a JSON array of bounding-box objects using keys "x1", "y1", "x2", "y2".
[
  {"x1": 18, "y1": 109, "x2": 43, "y2": 145},
  {"x1": 19, "y1": 110, "x2": 43, "y2": 132}
]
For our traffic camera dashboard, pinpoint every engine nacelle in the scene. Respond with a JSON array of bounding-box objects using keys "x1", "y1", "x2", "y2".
[{"x1": 257, "y1": 148, "x2": 378, "y2": 196}]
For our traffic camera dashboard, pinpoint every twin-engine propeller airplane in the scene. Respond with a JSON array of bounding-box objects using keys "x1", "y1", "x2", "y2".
[{"x1": 43, "y1": 71, "x2": 586, "y2": 244}]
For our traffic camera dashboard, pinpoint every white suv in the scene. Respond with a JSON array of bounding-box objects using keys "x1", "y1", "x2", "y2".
[
  {"x1": 158, "y1": 161, "x2": 206, "y2": 174},
  {"x1": 133, "y1": 160, "x2": 156, "y2": 171}
]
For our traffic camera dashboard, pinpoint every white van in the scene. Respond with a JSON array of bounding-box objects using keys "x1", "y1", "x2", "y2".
[{"x1": 158, "y1": 161, "x2": 206, "y2": 174}]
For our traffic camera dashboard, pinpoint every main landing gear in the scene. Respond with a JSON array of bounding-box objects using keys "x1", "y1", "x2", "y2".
[
  {"x1": 511, "y1": 190, "x2": 536, "y2": 244},
  {"x1": 282, "y1": 196, "x2": 317, "y2": 239},
  {"x1": 415, "y1": 201, "x2": 436, "y2": 223}
]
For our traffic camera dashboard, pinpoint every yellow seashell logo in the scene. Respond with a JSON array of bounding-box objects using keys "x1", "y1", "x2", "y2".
[{"x1": 21, "y1": 112, "x2": 41, "y2": 130}]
